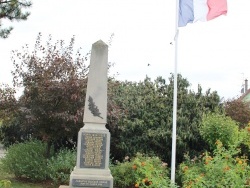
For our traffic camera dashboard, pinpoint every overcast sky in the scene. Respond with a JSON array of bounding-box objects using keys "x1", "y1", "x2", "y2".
[{"x1": 0, "y1": 0, "x2": 249, "y2": 100}]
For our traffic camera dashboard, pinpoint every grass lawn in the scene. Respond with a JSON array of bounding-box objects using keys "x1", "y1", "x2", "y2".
[{"x1": 0, "y1": 158, "x2": 54, "y2": 188}]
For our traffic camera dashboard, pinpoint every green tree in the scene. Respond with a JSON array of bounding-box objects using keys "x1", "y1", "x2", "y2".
[
  {"x1": 108, "y1": 74, "x2": 221, "y2": 164},
  {"x1": 0, "y1": 0, "x2": 32, "y2": 38}
]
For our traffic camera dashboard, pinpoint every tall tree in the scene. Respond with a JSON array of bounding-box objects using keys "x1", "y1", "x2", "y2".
[
  {"x1": 108, "y1": 75, "x2": 221, "y2": 164},
  {"x1": 1, "y1": 33, "x2": 88, "y2": 157},
  {"x1": 0, "y1": 0, "x2": 32, "y2": 38}
]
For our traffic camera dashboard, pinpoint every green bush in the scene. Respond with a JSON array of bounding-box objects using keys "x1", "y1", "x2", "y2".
[
  {"x1": 111, "y1": 153, "x2": 178, "y2": 188},
  {"x1": 179, "y1": 141, "x2": 250, "y2": 187},
  {"x1": 1, "y1": 140, "x2": 49, "y2": 181},
  {"x1": 241, "y1": 123, "x2": 250, "y2": 148},
  {"x1": 238, "y1": 123, "x2": 250, "y2": 160},
  {"x1": 200, "y1": 113, "x2": 239, "y2": 150},
  {"x1": 0, "y1": 180, "x2": 11, "y2": 188},
  {"x1": 48, "y1": 149, "x2": 76, "y2": 185},
  {"x1": 110, "y1": 158, "x2": 135, "y2": 188}
]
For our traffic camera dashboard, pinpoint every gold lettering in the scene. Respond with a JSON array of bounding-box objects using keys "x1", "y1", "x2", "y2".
[{"x1": 82, "y1": 133, "x2": 105, "y2": 167}]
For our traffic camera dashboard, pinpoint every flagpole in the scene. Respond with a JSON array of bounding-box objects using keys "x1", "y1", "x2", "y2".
[{"x1": 170, "y1": 0, "x2": 179, "y2": 183}]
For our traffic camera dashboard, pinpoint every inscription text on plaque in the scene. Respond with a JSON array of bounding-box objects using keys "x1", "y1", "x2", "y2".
[
  {"x1": 80, "y1": 133, "x2": 107, "y2": 169},
  {"x1": 72, "y1": 179, "x2": 110, "y2": 187}
]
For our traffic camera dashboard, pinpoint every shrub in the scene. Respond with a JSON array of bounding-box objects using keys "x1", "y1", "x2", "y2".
[
  {"x1": 200, "y1": 113, "x2": 239, "y2": 150},
  {"x1": 111, "y1": 153, "x2": 178, "y2": 188},
  {"x1": 179, "y1": 141, "x2": 250, "y2": 187},
  {"x1": 238, "y1": 122, "x2": 250, "y2": 160},
  {"x1": 1, "y1": 139, "x2": 49, "y2": 181},
  {"x1": 48, "y1": 149, "x2": 76, "y2": 185},
  {"x1": 242, "y1": 123, "x2": 250, "y2": 148},
  {"x1": 0, "y1": 180, "x2": 11, "y2": 188}
]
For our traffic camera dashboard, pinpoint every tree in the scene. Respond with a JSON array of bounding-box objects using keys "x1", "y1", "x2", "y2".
[
  {"x1": 0, "y1": 84, "x2": 17, "y2": 120},
  {"x1": 0, "y1": 0, "x2": 32, "y2": 38},
  {"x1": 224, "y1": 99, "x2": 250, "y2": 128},
  {"x1": 107, "y1": 74, "x2": 222, "y2": 164},
  {"x1": 0, "y1": 84, "x2": 21, "y2": 147},
  {"x1": 0, "y1": 33, "x2": 88, "y2": 157}
]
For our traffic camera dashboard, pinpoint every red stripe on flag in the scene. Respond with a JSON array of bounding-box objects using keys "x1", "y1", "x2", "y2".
[{"x1": 207, "y1": 0, "x2": 227, "y2": 21}]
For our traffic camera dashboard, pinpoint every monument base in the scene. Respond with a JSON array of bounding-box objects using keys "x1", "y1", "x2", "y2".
[
  {"x1": 69, "y1": 124, "x2": 113, "y2": 188},
  {"x1": 70, "y1": 171, "x2": 113, "y2": 188}
]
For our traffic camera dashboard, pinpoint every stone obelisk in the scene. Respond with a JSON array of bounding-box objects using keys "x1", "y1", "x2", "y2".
[{"x1": 69, "y1": 40, "x2": 113, "y2": 188}]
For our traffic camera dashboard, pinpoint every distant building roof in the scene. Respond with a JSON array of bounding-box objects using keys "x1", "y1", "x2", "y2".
[{"x1": 239, "y1": 88, "x2": 250, "y2": 102}]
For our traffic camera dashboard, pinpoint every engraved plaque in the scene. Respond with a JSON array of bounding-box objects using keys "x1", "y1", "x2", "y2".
[
  {"x1": 80, "y1": 133, "x2": 107, "y2": 168},
  {"x1": 72, "y1": 179, "x2": 110, "y2": 187}
]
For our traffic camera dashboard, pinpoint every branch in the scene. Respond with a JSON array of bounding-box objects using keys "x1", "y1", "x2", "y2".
[{"x1": 0, "y1": 0, "x2": 32, "y2": 7}]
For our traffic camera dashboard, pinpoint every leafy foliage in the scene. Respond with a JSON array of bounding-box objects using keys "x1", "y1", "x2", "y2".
[
  {"x1": 238, "y1": 123, "x2": 250, "y2": 160},
  {"x1": 224, "y1": 99, "x2": 250, "y2": 128},
  {"x1": 0, "y1": 84, "x2": 25, "y2": 147},
  {"x1": 0, "y1": 0, "x2": 32, "y2": 38},
  {"x1": 47, "y1": 149, "x2": 76, "y2": 185},
  {"x1": 0, "y1": 180, "x2": 11, "y2": 188},
  {"x1": 0, "y1": 33, "x2": 123, "y2": 157},
  {"x1": 0, "y1": 112, "x2": 33, "y2": 147},
  {"x1": 111, "y1": 153, "x2": 177, "y2": 188},
  {"x1": 0, "y1": 84, "x2": 17, "y2": 120},
  {"x1": 1, "y1": 140, "x2": 49, "y2": 181},
  {"x1": 108, "y1": 75, "x2": 221, "y2": 164},
  {"x1": 200, "y1": 113, "x2": 240, "y2": 150},
  {"x1": 1, "y1": 33, "x2": 88, "y2": 156},
  {"x1": 179, "y1": 141, "x2": 250, "y2": 188},
  {"x1": 1, "y1": 139, "x2": 77, "y2": 186}
]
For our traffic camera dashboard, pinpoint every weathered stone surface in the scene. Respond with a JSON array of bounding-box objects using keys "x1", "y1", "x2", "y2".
[
  {"x1": 69, "y1": 40, "x2": 113, "y2": 188},
  {"x1": 83, "y1": 40, "x2": 108, "y2": 124}
]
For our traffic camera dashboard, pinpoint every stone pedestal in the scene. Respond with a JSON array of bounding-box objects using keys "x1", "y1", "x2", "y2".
[
  {"x1": 69, "y1": 40, "x2": 113, "y2": 187},
  {"x1": 69, "y1": 124, "x2": 113, "y2": 188}
]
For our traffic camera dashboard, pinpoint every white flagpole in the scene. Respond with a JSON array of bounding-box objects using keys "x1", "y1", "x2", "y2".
[{"x1": 170, "y1": 0, "x2": 179, "y2": 183}]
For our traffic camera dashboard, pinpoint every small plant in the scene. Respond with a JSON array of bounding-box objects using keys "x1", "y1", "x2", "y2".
[
  {"x1": 110, "y1": 158, "x2": 135, "y2": 188},
  {"x1": 0, "y1": 180, "x2": 11, "y2": 188},
  {"x1": 111, "y1": 153, "x2": 178, "y2": 188},
  {"x1": 48, "y1": 148, "x2": 76, "y2": 185},
  {"x1": 1, "y1": 139, "x2": 49, "y2": 181},
  {"x1": 179, "y1": 140, "x2": 250, "y2": 188}
]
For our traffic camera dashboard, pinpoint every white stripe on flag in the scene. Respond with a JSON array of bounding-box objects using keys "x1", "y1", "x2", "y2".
[{"x1": 193, "y1": 0, "x2": 209, "y2": 22}]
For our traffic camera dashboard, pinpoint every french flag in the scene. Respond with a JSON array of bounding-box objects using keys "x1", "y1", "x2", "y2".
[{"x1": 178, "y1": 0, "x2": 227, "y2": 27}]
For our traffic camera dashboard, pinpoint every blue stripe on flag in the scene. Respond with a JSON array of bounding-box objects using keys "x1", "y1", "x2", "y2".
[{"x1": 179, "y1": 0, "x2": 194, "y2": 27}]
